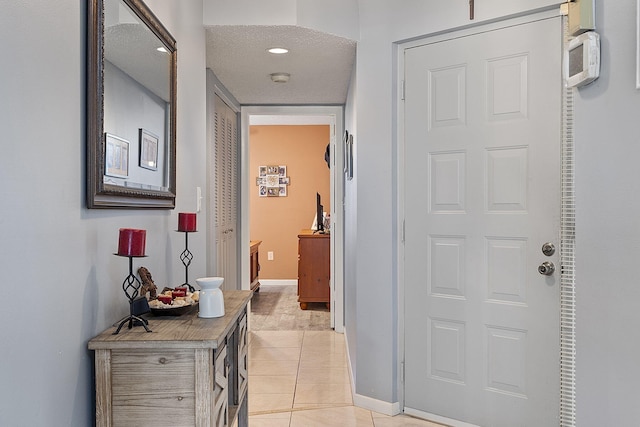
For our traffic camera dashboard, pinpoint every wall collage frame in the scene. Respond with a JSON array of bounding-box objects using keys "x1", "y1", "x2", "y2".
[{"x1": 256, "y1": 165, "x2": 290, "y2": 197}]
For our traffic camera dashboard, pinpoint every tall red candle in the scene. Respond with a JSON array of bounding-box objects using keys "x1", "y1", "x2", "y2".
[
  {"x1": 117, "y1": 228, "x2": 146, "y2": 256},
  {"x1": 178, "y1": 213, "x2": 197, "y2": 232}
]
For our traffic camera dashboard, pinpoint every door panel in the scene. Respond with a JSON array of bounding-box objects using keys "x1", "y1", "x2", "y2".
[
  {"x1": 404, "y1": 17, "x2": 561, "y2": 427},
  {"x1": 214, "y1": 94, "x2": 238, "y2": 290}
]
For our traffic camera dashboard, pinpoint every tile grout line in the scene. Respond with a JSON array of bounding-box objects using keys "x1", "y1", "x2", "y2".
[
  {"x1": 289, "y1": 331, "x2": 305, "y2": 426},
  {"x1": 249, "y1": 403, "x2": 357, "y2": 417}
]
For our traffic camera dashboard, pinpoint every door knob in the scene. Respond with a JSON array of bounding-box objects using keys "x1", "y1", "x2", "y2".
[{"x1": 538, "y1": 261, "x2": 555, "y2": 276}]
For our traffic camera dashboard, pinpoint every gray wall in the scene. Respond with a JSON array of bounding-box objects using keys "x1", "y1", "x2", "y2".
[
  {"x1": 344, "y1": 60, "x2": 358, "y2": 380},
  {"x1": 0, "y1": 0, "x2": 207, "y2": 425},
  {"x1": 574, "y1": 0, "x2": 640, "y2": 424}
]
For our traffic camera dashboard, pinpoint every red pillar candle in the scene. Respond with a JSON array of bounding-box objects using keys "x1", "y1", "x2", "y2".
[
  {"x1": 178, "y1": 213, "x2": 197, "y2": 232},
  {"x1": 117, "y1": 228, "x2": 146, "y2": 257}
]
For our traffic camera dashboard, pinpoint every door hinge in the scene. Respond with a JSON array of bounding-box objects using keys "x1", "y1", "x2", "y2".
[
  {"x1": 401, "y1": 80, "x2": 405, "y2": 101},
  {"x1": 560, "y1": 3, "x2": 569, "y2": 16},
  {"x1": 401, "y1": 361, "x2": 405, "y2": 383},
  {"x1": 402, "y1": 220, "x2": 405, "y2": 243}
]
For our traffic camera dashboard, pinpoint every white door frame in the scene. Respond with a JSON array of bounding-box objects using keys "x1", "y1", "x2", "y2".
[
  {"x1": 396, "y1": 6, "x2": 573, "y2": 424},
  {"x1": 240, "y1": 105, "x2": 345, "y2": 332}
]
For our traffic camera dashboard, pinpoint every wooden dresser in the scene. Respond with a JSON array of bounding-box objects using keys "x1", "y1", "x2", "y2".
[
  {"x1": 297, "y1": 229, "x2": 330, "y2": 310},
  {"x1": 249, "y1": 240, "x2": 261, "y2": 292},
  {"x1": 88, "y1": 290, "x2": 253, "y2": 427}
]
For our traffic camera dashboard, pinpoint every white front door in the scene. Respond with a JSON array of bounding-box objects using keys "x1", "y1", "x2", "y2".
[{"x1": 403, "y1": 16, "x2": 562, "y2": 426}]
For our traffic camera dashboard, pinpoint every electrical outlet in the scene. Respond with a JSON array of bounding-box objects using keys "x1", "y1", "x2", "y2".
[{"x1": 267, "y1": 251, "x2": 274, "y2": 261}]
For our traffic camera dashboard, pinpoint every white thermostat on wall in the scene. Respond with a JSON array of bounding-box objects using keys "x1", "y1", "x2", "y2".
[{"x1": 564, "y1": 31, "x2": 600, "y2": 88}]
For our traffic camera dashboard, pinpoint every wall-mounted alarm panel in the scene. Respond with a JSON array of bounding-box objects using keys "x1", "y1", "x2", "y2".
[{"x1": 564, "y1": 31, "x2": 600, "y2": 88}]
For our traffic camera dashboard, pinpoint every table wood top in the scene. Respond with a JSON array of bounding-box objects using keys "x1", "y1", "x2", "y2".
[
  {"x1": 88, "y1": 290, "x2": 253, "y2": 350},
  {"x1": 298, "y1": 229, "x2": 330, "y2": 238}
]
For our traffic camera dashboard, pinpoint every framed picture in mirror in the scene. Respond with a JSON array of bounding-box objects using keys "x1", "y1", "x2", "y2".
[
  {"x1": 139, "y1": 129, "x2": 158, "y2": 171},
  {"x1": 105, "y1": 133, "x2": 129, "y2": 178}
]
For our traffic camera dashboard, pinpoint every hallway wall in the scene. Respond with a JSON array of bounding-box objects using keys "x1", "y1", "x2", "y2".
[
  {"x1": 573, "y1": 1, "x2": 640, "y2": 424},
  {"x1": 0, "y1": 1, "x2": 209, "y2": 424},
  {"x1": 203, "y1": 0, "x2": 359, "y2": 40}
]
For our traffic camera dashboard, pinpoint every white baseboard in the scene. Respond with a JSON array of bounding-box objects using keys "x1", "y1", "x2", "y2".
[
  {"x1": 345, "y1": 331, "x2": 356, "y2": 395},
  {"x1": 344, "y1": 331, "x2": 401, "y2": 417},
  {"x1": 353, "y1": 393, "x2": 401, "y2": 416},
  {"x1": 404, "y1": 408, "x2": 480, "y2": 427},
  {"x1": 258, "y1": 279, "x2": 297, "y2": 287}
]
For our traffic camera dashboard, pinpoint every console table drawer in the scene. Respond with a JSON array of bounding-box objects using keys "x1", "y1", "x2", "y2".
[{"x1": 111, "y1": 349, "x2": 196, "y2": 426}]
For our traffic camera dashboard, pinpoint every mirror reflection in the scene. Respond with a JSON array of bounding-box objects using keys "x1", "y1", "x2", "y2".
[
  {"x1": 103, "y1": 0, "x2": 170, "y2": 190},
  {"x1": 87, "y1": 0, "x2": 176, "y2": 209}
]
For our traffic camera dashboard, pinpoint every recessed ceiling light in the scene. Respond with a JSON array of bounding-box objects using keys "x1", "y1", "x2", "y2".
[
  {"x1": 270, "y1": 72, "x2": 290, "y2": 83},
  {"x1": 268, "y1": 47, "x2": 289, "y2": 54},
  {"x1": 157, "y1": 46, "x2": 168, "y2": 53}
]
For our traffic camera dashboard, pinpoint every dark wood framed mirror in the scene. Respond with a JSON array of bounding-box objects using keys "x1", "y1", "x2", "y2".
[{"x1": 87, "y1": 0, "x2": 176, "y2": 208}]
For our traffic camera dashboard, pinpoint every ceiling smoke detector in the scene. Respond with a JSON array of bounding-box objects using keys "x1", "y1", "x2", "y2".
[{"x1": 270, "y1": 72, "x2": 290, "y2": 83}]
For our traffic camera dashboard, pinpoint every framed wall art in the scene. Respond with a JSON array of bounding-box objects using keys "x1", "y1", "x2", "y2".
[
  {"x1": 105, "y1": 133, "x2": 129, "y2": 178},
  {"x1": 257, "y1": 164, "x2": 290, "y2": 197},
  {"x1": 139, "y1": 128, "x2": 159, "y2": 170},
  {"x1": 344, "y1": 130, "x2": 354, "y2": 180}
]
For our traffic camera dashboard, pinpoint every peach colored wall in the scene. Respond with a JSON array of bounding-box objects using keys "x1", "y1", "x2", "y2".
[{"x1": 249, "y1": 125, "x2": 331, "y2": 279}]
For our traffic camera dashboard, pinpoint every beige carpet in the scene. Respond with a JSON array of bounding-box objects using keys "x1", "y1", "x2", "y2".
[{"x1": 249, "y1": 285, "x2": 331, "y2": 331}]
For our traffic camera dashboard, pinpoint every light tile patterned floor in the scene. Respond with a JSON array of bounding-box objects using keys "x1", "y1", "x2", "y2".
[{"x1": 248, "y1": 329, "x2": 445, "y2": 427}]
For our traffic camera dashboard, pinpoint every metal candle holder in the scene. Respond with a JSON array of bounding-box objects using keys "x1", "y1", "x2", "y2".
[
  {"x1": 113, "y1": 255, "x2": 152, "y2": 335},
  {"x1": 178, "y1": 231, "x2": 196, "y2": 292}
]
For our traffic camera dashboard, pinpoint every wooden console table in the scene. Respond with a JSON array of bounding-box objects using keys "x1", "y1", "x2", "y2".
[
  {"x1": 88, "y1": 290, "x2": 253, "y2": 427},
  {"x1": 297, "y1": 229, "x2": 330, "y2": 310}
]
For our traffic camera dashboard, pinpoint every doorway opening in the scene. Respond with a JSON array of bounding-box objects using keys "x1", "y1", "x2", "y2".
[{"x1": 240, "y1": 106, "x2": 345, "y2": 332}]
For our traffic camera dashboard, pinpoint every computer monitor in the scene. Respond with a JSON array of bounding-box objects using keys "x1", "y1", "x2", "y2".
[
  {"x1": 311, "y1": 192, "x2": 325, "y2": 233},
  {"x1": 316, "y1": 192, "x2": 324, "y2": 233}
]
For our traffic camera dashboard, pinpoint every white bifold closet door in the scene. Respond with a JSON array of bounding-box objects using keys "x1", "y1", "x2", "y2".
[{"x1": 212, "y1": 93, "x2": 238, "y2": 290}]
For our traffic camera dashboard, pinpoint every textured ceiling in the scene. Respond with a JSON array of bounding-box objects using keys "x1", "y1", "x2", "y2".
[
  {"x1": 105, "y1": 23, "x2": 171, "y2": 101},
  {"x1": 205, "y1": 25, "x2": 357, "y2": 105}
]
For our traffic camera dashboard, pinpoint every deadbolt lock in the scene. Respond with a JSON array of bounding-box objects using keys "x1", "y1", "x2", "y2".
[
  {"x1": 541, "y1": 242, "x2": 556, "y2": 256},
  {"x1": 538, "y1": 261, "x2": 555, "y2": 276}
]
